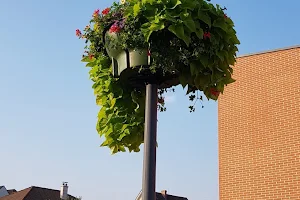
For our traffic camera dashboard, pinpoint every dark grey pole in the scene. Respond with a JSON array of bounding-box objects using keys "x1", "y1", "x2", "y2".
[{"x1": 142, "y1": 83, "x2": 158, "y2": 200}]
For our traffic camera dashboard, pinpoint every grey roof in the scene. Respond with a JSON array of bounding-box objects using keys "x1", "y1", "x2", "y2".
[{"x1": 135, "y1": 190, "x2": 188, "y2": 200}]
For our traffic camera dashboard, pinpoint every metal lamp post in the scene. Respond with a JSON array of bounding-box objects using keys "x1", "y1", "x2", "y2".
[{"x1": 142, "y1": 83, "x2": 158, "y2": 200}]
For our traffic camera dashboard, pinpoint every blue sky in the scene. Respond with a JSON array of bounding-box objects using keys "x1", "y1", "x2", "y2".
[{"x1": 0, "y1": 0, "x2": 299, "y2": 200}]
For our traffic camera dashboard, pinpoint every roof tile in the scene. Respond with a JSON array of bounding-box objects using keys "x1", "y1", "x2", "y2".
[{"x1": 0, "y1": 187, "x2": 76, "y2": 200}]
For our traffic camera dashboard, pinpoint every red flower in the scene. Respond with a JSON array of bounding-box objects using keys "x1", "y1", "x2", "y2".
[
  {"x1": 109, "y1": 24, "x2": 121, "y2": 33},
  {"x1": 93, "y1": 9, "x2": 100, "y2": 17},
  {"x1": 76, "y1": 29, "x2": 82, "y2": 37},
  {"x1": 224, "y1": 14, "x2": 228, "y2": 19},
  {"x1": 210, "y1": 88, "x2": 220, "y2": 97},
  {"x1": 89, "y1": 54, "x2": 94, "y2": 60},
  {"x1": 102, "y1": 8, "x2": 110, "y2": 15},
  {"x1": 203, "y1": 32, "x2": 211, "y2": 39},
  {"x1": 147, "y1": 50, "x2": 151, "y2": 56}
]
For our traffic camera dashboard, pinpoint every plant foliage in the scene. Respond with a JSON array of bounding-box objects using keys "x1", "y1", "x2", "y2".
[{"x1": 77, "y1": 0, "x2": 240, "y2": 154}]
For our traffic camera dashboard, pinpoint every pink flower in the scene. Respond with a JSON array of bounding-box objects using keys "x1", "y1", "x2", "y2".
[
  {"x1": 76, "y1": 29, "x2": 82, "y2": 37},
  {"x1": 203, "y1": 32, "x2": 211, "y2": 39},
  {"x1": 102, "y1": 8, "x2": 110, "y2": 15},
  {"x1": 109, "y1": 23, "x2": 121, "y2": 33},
  {"x1": 93, "y1": 9, "x2": 100, "y2": 17}
]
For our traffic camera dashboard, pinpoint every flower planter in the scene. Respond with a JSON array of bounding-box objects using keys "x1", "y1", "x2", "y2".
[
  {"x1": 105, "y1": 29, "x2": 179, "y2": 89},
  {"x1": 105, "y1": 31, "x2": 149, "y2": 77},
  {"x1": 77, "y1": 0, "x2": 240, "y2": 153}
]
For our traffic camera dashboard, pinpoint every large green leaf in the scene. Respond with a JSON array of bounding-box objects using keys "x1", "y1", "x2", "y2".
[
  {"x1": 216, "y1": 51, "x2": 225, "y2": 61},
  {"x1": 194, "y1": 74, "x2": 210, "y2": 89},
  {"x1": 199, "y1": 55, "x2": 209, "y2": 68},
  {"x1": 198, "y1": 10, "x2": 211, "y2": 27},
  {"x1": 224, "y1": 77, "x2": 236, "y2": 85},
  {"x1": 182, "y1": 15, "x2": 196, "y2": 32},
  {"x1": 167, "y1": 0, "x2": 182, "y2": 9},
  {"x1": 190, "y1": 61, "x2": 200, "y2": 76},
  {"x1": 230, "y1": 35, "x2": 240, "y2": 44},
  {"x1": 142, "y1": 0, "x2": 155, "y2": 4},
  {"x1": 149, "y1": 21, "x2": 165, "y2": 31},
  {"x1": 142, "y1": 20, "x2": 165, "y2": 41},
  {"x1": 179, "y1": 73, "x2": 188, "y2": 88},
  {"x1": 213, "y1": 19, "x2": 228, "y2": 32},
  {"x1": 181, "y1": 0, "x2": 198, "y2": 10},
  {"x1": 100, "y1": 138, "x2": 112, "y2": 147},
  {"x1": 164, "y1": 13, "x2": 178, "y2": 22},
  {"x1": 216, "y1": 81, "x2": 225, "y2": 93},
  {"x1": 86, "y1": 61, "x2": 96, "y2": 67},
  {"x1": 195, "y1": 27, "x2": 204, "y2": 39},
  {"x1": 133, "y1": 2, "x2": 141, "y2": 16},
  {"x1": 104, "y1": 126, "x2": 113, "y2": 137},
  {"x1": 168, "y1": 24, "x2": 190, "y2": 46},
  {"x1": 81, "y1": 56, "x2": 91, "y2": 62},
  {"x1": 225, "y1": 54, "x2": 236, "y2": 65}
]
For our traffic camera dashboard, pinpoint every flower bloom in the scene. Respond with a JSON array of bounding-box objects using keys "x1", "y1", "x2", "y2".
[
  {"x1": 203, "y1": 32, "x2": 211, "y2": 39},
  {"x1": 93, "y1": 9, "x2": 100, "y2": 17},
  {"x1": 224, "y1": 14, "x2": 228, "y2": 18},
  {"x1": 147, "y1": 50, "x2": 151, "y2": 56},
  {"x1": 210, "y1": 88, "x2": 220, "y2": 97},
  {"x1": 89, "y1": 54, "x2": 94, "y2": 60},
  {"x1": 76, "y1": 29, "x2": 82, "y2": 37},
  {"x1": 109, "y1": 23, "x2": 121, "y2": 33},
  {"x1": 102, "y1": 8, "x2": 110, "y2": 15}
]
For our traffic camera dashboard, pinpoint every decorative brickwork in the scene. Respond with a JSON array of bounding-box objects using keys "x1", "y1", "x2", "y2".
[{"x1": 219, "y1": 46, "x2": 300, "y2": 199}]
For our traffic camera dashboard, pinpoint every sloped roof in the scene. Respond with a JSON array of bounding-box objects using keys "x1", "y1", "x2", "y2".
[
  {"x1": 6, "y1": 190, "x2": 16, "y2": 195},
  {"x1": 238, "y1": 45, "x2": 300, "y2": 58},
  {"x1": 0, "y1": 187, "x2": 30, "y2": 200},
  {"x1": 156, "y1": 193, "x2": 188, "y2": 200},
  {"x1": 135, "y1": 190, "x2": 188, "y2": 200},
  {"x1": 0, "y1": 187, "x2": 76, "y2": 200}
]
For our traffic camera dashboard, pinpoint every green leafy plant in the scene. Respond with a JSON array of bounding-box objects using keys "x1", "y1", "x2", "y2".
[{"x1": 77, "y1": 0, "x2": 240, "y2": 154}]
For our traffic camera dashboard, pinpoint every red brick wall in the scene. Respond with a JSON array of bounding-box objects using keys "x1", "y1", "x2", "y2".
[{"x1": 218, "y1": 47, "x2": 300, "y2": 199}]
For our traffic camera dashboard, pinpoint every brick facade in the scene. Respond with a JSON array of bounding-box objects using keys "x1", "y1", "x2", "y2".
[{"x1": 218, "y1": 46, "x2": 300, "y2": 199}]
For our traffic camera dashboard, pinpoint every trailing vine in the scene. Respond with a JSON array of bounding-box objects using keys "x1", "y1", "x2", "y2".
[{"x1": 77, "y1": 0, "x2": 240, "y2": 154}]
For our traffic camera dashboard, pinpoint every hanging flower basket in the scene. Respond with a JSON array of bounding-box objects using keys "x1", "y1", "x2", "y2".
[{"x1": 77, "y1": 0, "x2": 240, "y2": 154}]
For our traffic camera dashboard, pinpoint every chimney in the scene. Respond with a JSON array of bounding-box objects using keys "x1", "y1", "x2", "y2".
[
  {"x1": 60, "y1": 182, "x2": 68, "y2": 200},
  {"x1": 161, "y1": 190, "x2": 167, "y2": 200}
]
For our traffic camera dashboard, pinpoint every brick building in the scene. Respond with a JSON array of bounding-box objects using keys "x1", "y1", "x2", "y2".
[{"x1": 218, "y1": 46, "x2": 300, "y2": 199}]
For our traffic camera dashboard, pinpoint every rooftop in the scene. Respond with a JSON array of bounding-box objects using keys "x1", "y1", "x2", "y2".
[
  {"x1": 238, "y1": 45, "x2": 300, "y2": 58},
  {"x1": 0, "y1": 186, "x2": 76, "y2": 200}
]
